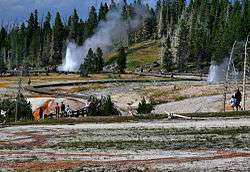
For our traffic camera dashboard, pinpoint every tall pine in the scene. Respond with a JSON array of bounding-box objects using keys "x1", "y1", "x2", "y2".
[{"x1": 52, "y1": 12, "x2": 64, "y2": 66}]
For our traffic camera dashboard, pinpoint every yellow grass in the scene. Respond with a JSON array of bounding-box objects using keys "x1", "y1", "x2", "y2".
[
  {"x1": 105, "y1": 40, "x2": 161, "y2": 71},
  {"x1": 145, "y1": 84, "x2": 224, "y2": 104},
  {"x1": 127, "y1": 40, "x2": 161, "y2": 71},
  {"x1": 0, "y1": 73, "x2": 170, "y2": 89}
]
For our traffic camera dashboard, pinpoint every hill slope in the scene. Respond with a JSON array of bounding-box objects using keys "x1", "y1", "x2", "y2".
[{"x1": 106, "y1": 40, "x2": 161, "y2": 71}]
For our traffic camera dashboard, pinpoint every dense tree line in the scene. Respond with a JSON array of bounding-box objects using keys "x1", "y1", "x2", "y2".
[
  {"x1": 0, "y1": 0, "x2": 249, "y2": 73},
  {"x1": 0, "y1": 2, "x2": 108, "y2": 70}
]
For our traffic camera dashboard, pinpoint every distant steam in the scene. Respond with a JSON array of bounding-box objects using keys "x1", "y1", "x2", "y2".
[
  {"x1": 58, "y1": 3, "x2": 149, "y2": 72},
  {"x1": 207, "y1": 59, "x2": 229, "y2": 84}
]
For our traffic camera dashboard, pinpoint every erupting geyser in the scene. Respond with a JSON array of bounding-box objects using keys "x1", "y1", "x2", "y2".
[
  {"x1": 58, "y1": 2, "x2": 149, "y2": 72},
  {"x1": 207, "y1": 59, "x2": 229, "y2": 84},
  {"x1": 58, "y1": 43, "x2": 84, "y2": 72}
]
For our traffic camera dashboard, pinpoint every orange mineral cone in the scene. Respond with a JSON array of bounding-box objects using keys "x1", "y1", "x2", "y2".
[
  {"x1": 33, "y1": 108, "x2": 41, "y2": 121},
  {"x1": 32, "y1": 99, "x2": 52, "y2": 121}
]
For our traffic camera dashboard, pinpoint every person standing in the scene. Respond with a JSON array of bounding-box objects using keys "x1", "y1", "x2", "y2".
[
  {"x1": 28, "y1": 78, "x2": 31, "y2": 86},
  {"x1": 55, "y1": 103, "x2": 60, "y2": 118},
  {"x1": 65, "y1": 105, "x2": 72, "y2": 117},
  {"x1": 235, "y1": 89, "x2": 242, "y2": 111},
  {"x1": 230, "y1": 95, "x2": 237, "y2": 110},
  {"x1": 61, "y1": 102, "x2": 65, "y2": 117}
]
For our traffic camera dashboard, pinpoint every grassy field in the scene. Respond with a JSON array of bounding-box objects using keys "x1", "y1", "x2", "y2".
[
  {"x1": 106, "y1": 40, "x2": 161, "y2": 71},
  {"x1": 0, "y1": 73, "x2": 172, "y2": 87},
  {"x1": 126, "y1": 40, "x2": 161, "y2": 71},
  {"x1": 145, "y1": 84, "x2": 224, "y2": 105}
]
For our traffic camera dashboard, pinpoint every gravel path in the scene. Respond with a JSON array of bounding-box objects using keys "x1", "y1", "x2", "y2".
[{"x1": 153, "y1": 95, "x2": 223, "y2": 114}]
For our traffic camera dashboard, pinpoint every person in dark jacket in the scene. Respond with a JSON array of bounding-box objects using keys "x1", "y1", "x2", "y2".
[
  {"x1": 61, "y1": 102, "x2": 66, "y2": 116},
  {"x1": 28, "y1": 78, "x2": 31, "y2": 86},
  {"x1": 55, "y1": 103, "x2": 60, "y2": 118},
  {"x1": 235, "y1": 89, "x2": 242, "y2": 111}
]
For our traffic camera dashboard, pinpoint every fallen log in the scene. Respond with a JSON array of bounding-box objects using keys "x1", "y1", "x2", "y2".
[{"x1": 166, "y1": 112, "x2": 192, "y2": 120}]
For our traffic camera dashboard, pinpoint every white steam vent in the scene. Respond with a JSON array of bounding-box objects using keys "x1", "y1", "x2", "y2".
[
  {"x1": 58, "y1": 43, "x2": 84, "y2": 72},
  {"x1": 58, "y1": 3, "x2": 149, "y2": 72},
  {"x1": 207, "y1": 58, "x2": 229, "y2": 84}
]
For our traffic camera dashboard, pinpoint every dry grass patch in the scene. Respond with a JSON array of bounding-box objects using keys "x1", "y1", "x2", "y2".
[
  {"x1": 61, "y1": 84, "x2": 109, "y2": 94},
  {"x1": 145, "y1": 84, "x2": 224, "y2": 104},
  {"x1": 0, "y1": 73, "x2": 167, "y2": 87},
  {"x1": 0, "y1": 82, "x2": 11, "y2": 88}
]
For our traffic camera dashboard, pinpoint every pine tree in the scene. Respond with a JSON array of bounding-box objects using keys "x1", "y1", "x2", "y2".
[
  {"x1": 143, "y1": 8, "x2": 157, "y2": 40},
  {"x1": 242, "y1": 0, "x2": 250, "y2": 37},
  {"x1": 52, "y1": 12, "x2": 64, "y2": 66},
  {"x1": 104, "y1": 3, "x2": 109, "y2": 16},
  {"x1": 82, "y1": 48, "x2": 94, "y2": 74},
  {"x1": 208, "y1": 0, "x2": 218, "y2": 32},
  {"x1": 34, "y1": 9, "x2": 39, "y2": 31},
  {"x1": 210, "y1": 0, "x2": 228, "y2": 63},
  {"x1": 0, "y1": 27, "x2": 7, "y2": 67},
  {"x1": 137, "y1": 97, "x2": 153, "y2": 114},
  {"x1": 110, "y1": 0, "x2": 117, "y2": 10},
  {"x1": 26, "y1": 12, "x2": 35, "y2": 58},
  {"x1": 10, "y1": 24, "x2": 26, "y2": 67},
  {"x1": 195, "y1": 0, "x2": 210, "y2": 69},
  {"x1": 29, "y1": 29, "x2": 40, "y2": 67},
  {"x1": 77, "y1": 19, "x2": 85, "y2": 45},
  {"x1": 41, "y1": 12, "x2": 52, "y2": 66},
  {"x1": 68, "y1": 9, "x2": 79, "y2": 42},
  {"x1": 0, "y1": 58, "x2": 7, "y2": 75},
  {"x1": 162, "y1": 37, "x2": 174, "y2": 71},
  {"x1": 117, "y1": 46, "x2": 127, "y2": 73},
  {"x1": 177, "y1": 16, "x2": 189, "y2": 72},
  {"x1": 96, "y1": 47, "x2": 104, "y2": 72},
  {"x1": 212, "y1": 22, "x2": 226, "y2": 62},
  {"x1": 17, "y1": 24, "x2": 26, "y2": 65},
  {"x1": 98, "y1": 3, "x2": 109, "y2": 21},
  {"x1": 87, "y1": 6, "x2": 98, "y2": 37},
  {"x1": 0, "y1": 27, "x2": 7, "y2": 49},
  {"x1": 23, "y1": 10, "x2": 41, "y2": 67},
  {"x1": 224, "y1": 0, "x2": 241, "y2": 49},
  {"x1": 122, "y1": 3, "x2": 128, "y2": 20},
  {"x1": 0, "y1": 49, "x2": 7, "y2": 75}
]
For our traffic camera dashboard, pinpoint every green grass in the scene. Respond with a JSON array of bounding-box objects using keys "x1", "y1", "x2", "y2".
[
  {"x1": 126, "y1": 41, "x2": 161, "y2": 71},
  {"x1": 105, "y1": 40, "x2": 161, "y2": 71}
]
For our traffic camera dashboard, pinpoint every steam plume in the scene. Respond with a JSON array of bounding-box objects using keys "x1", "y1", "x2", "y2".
[
  {"x1": 58, "y1": 3, "x2": 149, "y2": 72},
  {"x1": 207, "y1": 59, "x2": 228, "y2": 84}
]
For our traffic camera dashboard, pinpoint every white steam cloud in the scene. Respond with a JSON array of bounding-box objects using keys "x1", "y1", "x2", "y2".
[
  {"x1": 207, "y1": 59, "x2": 229, "y2": 84},
  {"x1": 58, "y1": 3, "x2": 149, "y2": 72}
]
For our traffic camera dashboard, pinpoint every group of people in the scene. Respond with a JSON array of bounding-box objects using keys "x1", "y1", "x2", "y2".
[
  {"x1": 55, "y1": 102, "x2": 72, "y2": 118},
  {"x1": 230, "y1": 89, "x2": 242, "y2": 111}
]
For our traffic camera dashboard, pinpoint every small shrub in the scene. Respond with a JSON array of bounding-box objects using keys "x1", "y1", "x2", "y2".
[
  {"x1": 0, "y1": 94, "x2": 32, "y2": 122},
  {"x1": 87, "y1": 95, "x2": 121, "y2": 116},
  {"x1": 137, "y1": 97, "x2": 154, "y2": 114}
]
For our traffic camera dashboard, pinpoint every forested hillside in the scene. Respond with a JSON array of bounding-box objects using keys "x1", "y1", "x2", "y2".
[{"x1": 0, "y1": 0, "x2": 249, "y2": 73}]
